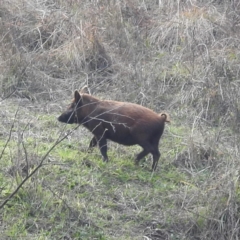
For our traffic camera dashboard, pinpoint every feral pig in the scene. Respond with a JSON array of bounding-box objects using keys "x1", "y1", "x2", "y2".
[{"x1": 58, "y1": 88, "x2": 170, "y2": 171}]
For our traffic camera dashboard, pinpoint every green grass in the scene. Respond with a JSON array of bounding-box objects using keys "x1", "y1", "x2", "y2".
[
  {"x1": 0, "y1": 119, "x2": 189, "y2": 239},
  {"x1": 0, "y1": 102, "x2": 238, "y2": 239}
]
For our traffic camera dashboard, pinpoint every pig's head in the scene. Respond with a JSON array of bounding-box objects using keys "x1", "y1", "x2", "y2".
[{"x1": 58, "y1": 90, "x2": 82, "y2": 124}]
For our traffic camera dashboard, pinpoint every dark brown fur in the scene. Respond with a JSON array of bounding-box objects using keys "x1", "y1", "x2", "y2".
[{"x1": 58, "y1": 89, "x2": 170, "y2": 171}]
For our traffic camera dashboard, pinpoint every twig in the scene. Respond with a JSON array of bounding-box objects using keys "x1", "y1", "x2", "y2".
[
  {"x1": 21, "y1": 121, "x2": 32, "y2": 177},
  {"x1": 0, "y1": 89, "x2": 17, "y2": 102},
  {"x1": 0, "y1": 107, "x2": 19, "y2": 161}
]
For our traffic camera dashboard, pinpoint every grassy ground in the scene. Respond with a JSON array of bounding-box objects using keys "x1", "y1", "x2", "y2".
[
  {"x1": 0, "y1": 98, "x2": 238, "y2": 240},
  {"x1": 0, "y1": 99, "x2": 182, "y2": 239},
  {"x1": 1, "y1": 0, "x2": 240, "y2": 239}
]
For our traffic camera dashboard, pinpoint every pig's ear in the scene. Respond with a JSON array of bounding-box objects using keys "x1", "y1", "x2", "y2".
[{"x1": 74, "y1": 90, "x2": 81, "y2": 103}]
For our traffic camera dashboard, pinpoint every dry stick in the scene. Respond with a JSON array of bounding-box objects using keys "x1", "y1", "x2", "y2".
[
  {"x1": 0, "y1": 107, "x2": 19, "y2": 161},
  {"x1": 21, "y1": 125, "x2": 30, "y2": 177},
  {"x1": 20, "y1": 120, "x2": 36, "y2": 177},
  {"x1": 0, "y1": 125, "x2": 80, "y2": 210},
  {"x1": 0, "y1": 89, "x2": 17, "y2": 102}
]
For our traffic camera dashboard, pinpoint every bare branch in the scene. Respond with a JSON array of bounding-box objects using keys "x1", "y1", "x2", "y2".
[{"x1": 0, "y1": 106, "x2": 19, "y2": 161}]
